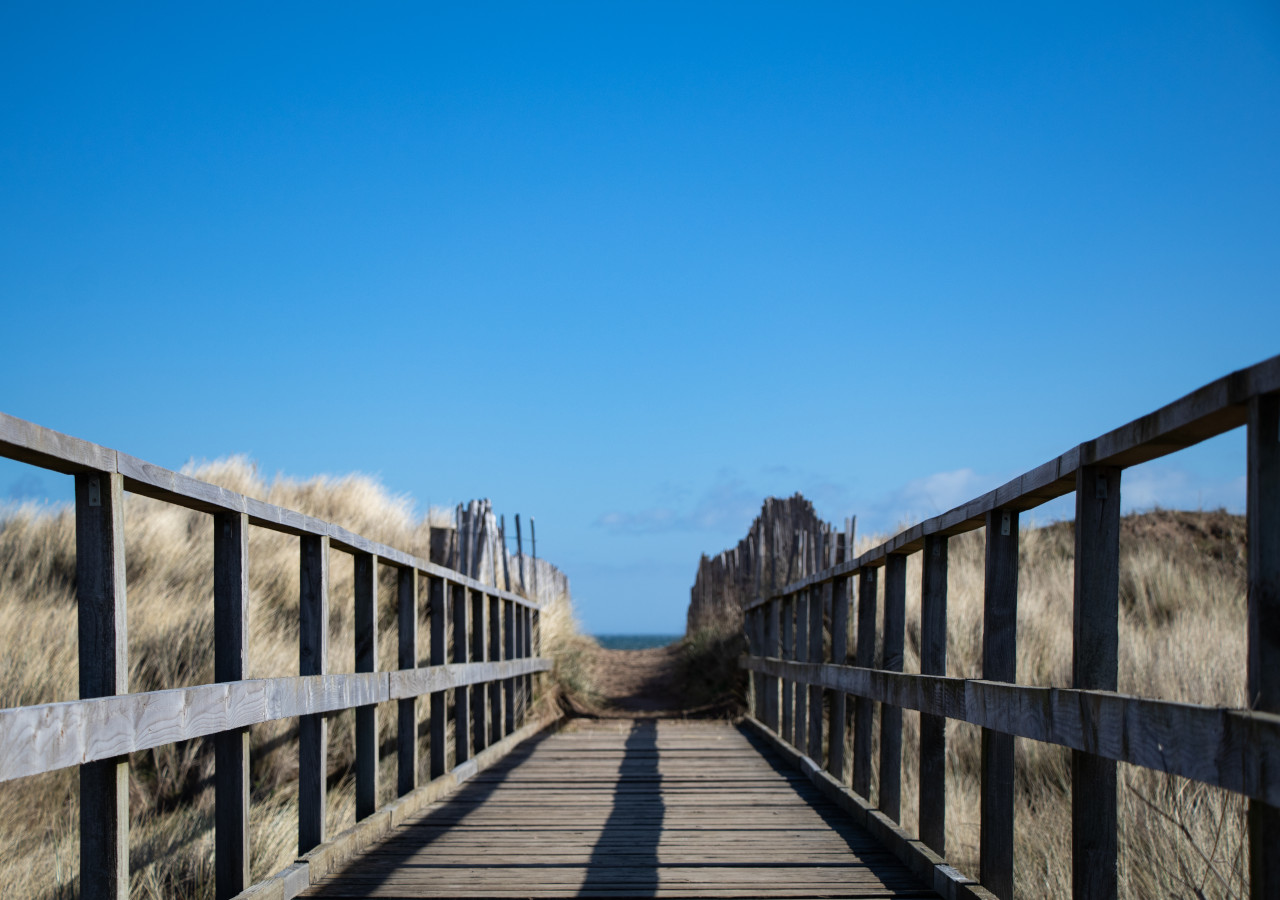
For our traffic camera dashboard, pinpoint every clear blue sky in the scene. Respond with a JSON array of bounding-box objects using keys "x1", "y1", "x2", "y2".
[{"x1": 2, "y1": 3, "x2": 1277, "y2": 633}]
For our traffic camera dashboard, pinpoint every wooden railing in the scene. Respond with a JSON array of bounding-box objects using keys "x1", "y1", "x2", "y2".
[
  {"x1": 741, "y1": 354, "x2": 1280, "y2": 900},
  {"x1": 0, "y1": 413, "x2": 553, "y2": 900}
]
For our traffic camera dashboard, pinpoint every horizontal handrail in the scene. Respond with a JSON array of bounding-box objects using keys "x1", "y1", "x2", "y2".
[
  {"x1": 743, "y1": 655, "x2": 1280, "y2": 807},
  {"x1": 0, "y1": 658, "x2": 552, "y2": 784},
  {"x1": 744, "y1": 353, "x2": 1280, "y2": 611},
  {"x1": 0, "y1": 411, "x2": 540, "y2": 609}
]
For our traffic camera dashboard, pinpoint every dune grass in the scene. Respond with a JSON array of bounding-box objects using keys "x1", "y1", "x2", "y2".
[{"x1": 0, "y1": 457, "x2": 588, "y2": 899}]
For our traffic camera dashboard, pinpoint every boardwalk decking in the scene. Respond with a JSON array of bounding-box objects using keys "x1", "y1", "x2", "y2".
[{"x1": 303, "y1": 719, "x2": 936, "y2": 898}]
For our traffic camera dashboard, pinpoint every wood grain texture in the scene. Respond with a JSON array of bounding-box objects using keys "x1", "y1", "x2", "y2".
[
  {"x1": 880, "y1": 555, "x2": 906, "y2": 822},
  {"x1": 828, "y1": 576, "x2": 850, "y2": 784},
  {"x1": 488, "y1": 595, "x2": 503, "y2": 743},
  {"x1": 764, "y1": 599, "x2": 780, "y2": 731},
  {"x1": 355, "y1": 553, "x2": 379, "y2": 821},
  {"x1": 809, "y1": 581, "x2": 827, "y2": 762},
  {"x1": 503, "y1": 600, "x2": 516, "y2": 736},
  {"x1": 1248, "y1": 391, "x2": 1280, "y2": 900},
  {"x1": 399, "y1": 570, "x2": 419, "y2": 796},
  {"x1": 1072, "y1": 466, "x2": 1120, "y2": 900},
  {"x1": 75, "y1": 470, "x2": 128, "y2": 900},
  {"x1": 429, "y1": 576, "x2": 448, "y2": 780},
  {"x1": 794, "y1": 590, "x2": 809, "y2": 749},
  {"x1": 471, "y1": 590, "x2": 488, "y2": 752},
  {"x1": 215, "y1": 512, "x2": 251, "y2": 899},
  {"x1": 300, "y1": 719, "x2": 936, "y2": 899},
  {"x1": 853, "y1": 568, "x2": 878, "y2": 800},
  {"x1": 453, "y1": 584, "x2": 472, "y2": 764},
  {"x1": 918, "y1": 535, "x2": 947, "y2": 857},
  {"x1": 300, "y1": 534, "x2": 331, "y2": 853},
  {"x1": 980, "y1": 509, "x2": 1017, "y2": 900},
  {"x1": 781, "y1": 595, "x2": 795, "y2": 746}
]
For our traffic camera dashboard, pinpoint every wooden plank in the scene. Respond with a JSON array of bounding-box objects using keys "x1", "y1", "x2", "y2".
[
  {"x1": 853, "y1": 567, "x2": 877, "y2": 800},
  {"x1": 503, "y1": 601, "x2": 516, "y2": 735},
  {"x1": 215, "y1": 512, "x2": 250, "y2": 899},
  {"x1": 453, "y1": 584, "x2": 472, "y2": 764},
  {"x1": 794, "y1": 590, "x2": 808, "y2": 749},
  {"x1": 299, "y1": 534, "x2": 331, "y2": 853},
  {"x1": 76, "y1": 470, "x2": 128, "y2": 900},
  {"x1": 489, "y1": 595, "x2": 503, "y2": 743},
  {"x1": 399, "y1": 569, "x2": 419, "y2": 796},
  {"x1": 828, "y1": 575, "x2": 850, "y2": 783},
  {"x1": 808, "y1": 581, "x2": 826, "y2": 762},
  {"x1": 980, "y1": 508, "x2": 1017, "y2": 900},
  {"x1": 429, "y1": 576, "x2": 448, "y2": 779},
  {"x1": 880, "y1": 554, "x2": 906, "y2": 822},
  {"x1": 471, "y1": 590, "x2": 489, "y2": 752},
  {"x1": 1249, "y1": 391, "x2": 1280, "y2": 900},
  {"x1": 918, "y1": 535, "x2": 947, "y2": 856},
  {"x1": 781, "y1": 595, "x2": 794, "y2": 745},
  {"x1": 354, "y1": 552, "x2": 379, "y2": 821},
  {"x1": 764, "y1": 599, "x2": 780, "y2": 731},
  {"x1": 1072, "y1": 466, "x2": 1120, "y2": 900}
]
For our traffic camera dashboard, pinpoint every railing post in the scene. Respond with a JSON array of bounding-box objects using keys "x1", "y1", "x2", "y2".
[
  {"x1": 1249, "y1": 392, "x2": 1280, "y2": 899},
  {"x1": 880, "y1": 553, "x2": 907, "y2": 821},
  {"x1": 453, "y1": 583, "x2": 471, "y2": 764},
  {"x1": 794, "y1": 589, "x2": 809, "y2": 749},
  {"x1": 808, "y1": 583, "x2": 825, "y2": 761},
  {"x1": 528, "y1": 605, "x2": 538, "y2": 716},
  {"x1": 214, "y1": 511, "x2": 250, "y2": 899},
  {"x1": 77, "y1": 471, "x2": 128, "y2": 900},
  {"x1": 354, "y1": 552, "x2": 379, "y2": 820},
  {"x1": 981, "y1": 508, "x2": 1018, "y2": 900},
  {"x1": 514, "y1": 603, "x2": 526, "y2": 727},
  {"x1": 1072, "y1": 464, "x2": 1121, "y2": 899},
  {"x1": 918, "y1": 534, "x2": 949, "y2": 855},
  {"x1": 827, "y1": 575, "x2": 850, "y2": 783},
  {"x1": 853, "y1": 567, "x2": 877, "y2": 799},
  {"x1": 399, "y1": 569, "x2": 420, "y2": 794},
  {"x1": 471, "y1": 590, "x2": 488, "y2": 751},
  {"x1": 429, "y1": 576, "x2": 448, "y2": 779},
  {"x1": 489, "y1": 594, "x2": 503, "y2": 741},
  {"x1": 781, "y1": 594, "x2": 795, "y2": 744},
  {"x1": 764, "y1": 598, "x2": 780, "y2": 731},
  {"x1": 504, "y1": 599, "x2": 516, "y2": 735},
  {"x1": 298, "y1": 533, "x2": 330, "y2": 853}
]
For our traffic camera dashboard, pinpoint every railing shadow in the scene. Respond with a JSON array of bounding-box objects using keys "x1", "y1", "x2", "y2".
[{"x1": 577, "y1": 719, "x2": 664, "y2": 897}]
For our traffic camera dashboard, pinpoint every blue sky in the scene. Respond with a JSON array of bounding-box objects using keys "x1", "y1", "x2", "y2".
[{"x1": 2, "y1": 3, "x2": 1277, "y2": 633}]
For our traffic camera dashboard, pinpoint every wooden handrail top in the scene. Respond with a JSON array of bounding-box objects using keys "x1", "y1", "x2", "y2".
[
  {"x1": 744, "y1": 351, "x2": 1280, "y2": 610},
  {"x1": 0, "y1": 411, "x2": 543, "y2": 609}
]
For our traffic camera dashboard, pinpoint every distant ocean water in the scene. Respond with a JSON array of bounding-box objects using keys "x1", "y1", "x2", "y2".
[{"x1": 593, "y1": 634, "x2": 683, "y2": 650}]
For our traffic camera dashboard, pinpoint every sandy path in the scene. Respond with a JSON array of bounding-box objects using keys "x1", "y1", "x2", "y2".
[{"x1": 591, "y1": 645, "x2": 684, "y2": 716}]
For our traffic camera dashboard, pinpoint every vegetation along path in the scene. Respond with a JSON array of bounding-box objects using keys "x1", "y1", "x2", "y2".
[{"x1": 302, "y1": 718, "x2": 937, "y2": 898}]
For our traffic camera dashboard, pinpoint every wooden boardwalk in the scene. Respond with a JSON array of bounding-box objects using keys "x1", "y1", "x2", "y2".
[{"x1": 302, "y1": 719, "x2": 937, "y2": 898}]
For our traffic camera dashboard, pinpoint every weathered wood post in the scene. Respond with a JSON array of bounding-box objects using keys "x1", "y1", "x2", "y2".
[
  {"x1": 471, "y1": 590, "x2": 488, "y2": 751},
  {"x1": 808, "y1": 579, "x2": 826, "y2": 761},
  {"x1": 77, "y1": 471, "x2": 128, "y2": 900},
  {"x1": 399, "y1": 569, "x2": 420, "y2": 793},
  {"x1": 1072, "y1": 463, "x2": 1121, "y2": 899},
  {"x1": 781, "y1": 594, "x2": 795, "y2": 743},
  {"x1": 918, "y1": 534, "x2": 949, "y2": 855},
  {"x1": 981, "y1": 508, "x2": 1018, "y2": 900},
  {"x1": 453, "y1": 583, "x2": 471, "y2": 764},
  {"x1": 299, "y1": 534, "x2": 330, "y2": 853},
  {"x1": 880, "y1": 553, "x2": 907, "y2": 820},
  {"x1": 852, "y1": 567, "x2": 878, "y2": 799},
  {"x1": 489, "y1": 594, "x2": 503, "y2": 741},
  {"x1": 794, "y1": 588, "x2": 809, "y2": 749},
  {"x1": 504, "y1": 599, "x2": 516, "y2": 735},
  {"x1": 354, "y1": 552, "x2": 379, "y2": 820},
  {"x1": 1249, "y1": 391, "x2": 1280, "y2": 899},
  {"x1": 215, "y1": 511, "x2": 249, "y2": 899},
  {"x1": 828, "y1": 574, "x2": 851, "y2": 783}
]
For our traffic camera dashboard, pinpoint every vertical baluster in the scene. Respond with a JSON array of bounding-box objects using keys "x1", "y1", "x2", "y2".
[
  {"x1": 354, "y1": 552, "x2": 378, "y2": 820},
  {"x1": 853, "y1": 567, "x2": 878, "y2": 799},
  {"x1": 1071, "y1": 464, "x2": 1121, "y2": 899},
  {"x1": 77, "y1": 471, "x2": 128, "y2": 900},
  {"x1": 880, "y1": 554, "x2": 907, "y2": 820},
  {"x1": 808, "y1": 579, "x2": 826, "y2": 762},
  {"x1": 1249, "y1": 392, "x2": 1280, "y2": 899},
  {"x1": 429, "y1": 577, "x2": 448, "y2": 779},
  {"x1": 514, "y1": 603, "x2": 526, "y2": 727},
  {"x1": 489, "y1": 594, "x2": 503, "y2": 741},
  {"x1": 794, "y1": 589, "x2": 809, "y2": 749},
  {"x1": 399, "y1": 569, "x2": 420, "y2": 793},
  {"x1": 827, "y1": 575, "x2": 850, "y2": 783},
  {"x1": 299, "y1": 534, "x2": 329, "y2": 853},
  {"x1": 764, "y1": 598, "x2": 781, "y2": 731},
  {"x1": 214, "y1": 511, "x2": 249, "y2": 899},
  {"x1": 919, "y1": 534, "x2": 949, "y2": 855},
  {"x1": 471, "y1": 590, "x2": 488, "y2": 751},
  {"x1": 981, "y1": 508, "x2": 1018, "y2": 900},
  {"x1": 781, "y1": 594, "x2": 795, "y2": 743},
  {"x1": 453, "y1": 583, "x2": 471, "y2": 764},
  {"x1": 504, "y1": 599, "x2": 516, "y2": 735},
  {"x1": 531, "y1": 606, "x2": 540, "y2": 710}
]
